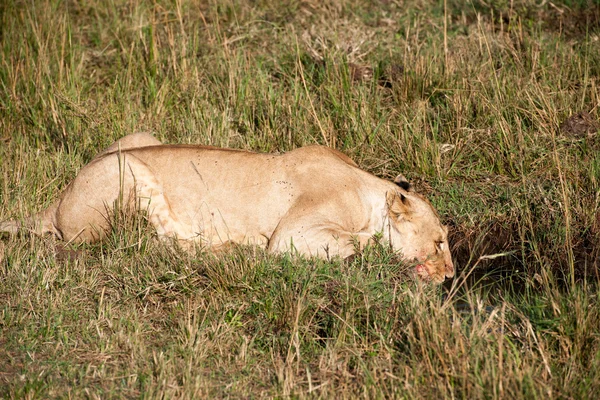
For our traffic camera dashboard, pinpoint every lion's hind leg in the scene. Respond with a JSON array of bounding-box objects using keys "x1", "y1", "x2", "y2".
[
  {"x1": 95, "y1": 132, "x2": 162, "y2": 159},
  {"x1": 50, "y1": 152, "x2": 195, "y2": 245}
]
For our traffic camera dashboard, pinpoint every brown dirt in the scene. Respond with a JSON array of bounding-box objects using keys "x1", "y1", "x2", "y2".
[{"x1": 560, "y1": 111, "x2": 600, "y2": 138}]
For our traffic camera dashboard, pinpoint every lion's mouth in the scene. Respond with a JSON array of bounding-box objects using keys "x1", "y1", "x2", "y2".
[{"x1": 415, "y1": 263, "x2": 447, "y2": 284}]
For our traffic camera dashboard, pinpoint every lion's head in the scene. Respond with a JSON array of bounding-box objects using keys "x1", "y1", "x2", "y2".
[{"x1": 384, "y1": 176, "x2": 454, "y2": 283}]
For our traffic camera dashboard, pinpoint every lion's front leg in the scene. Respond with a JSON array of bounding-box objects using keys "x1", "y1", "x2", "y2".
[{"x1": 268, "y1": 218, "x2": 372, "y2": 259}]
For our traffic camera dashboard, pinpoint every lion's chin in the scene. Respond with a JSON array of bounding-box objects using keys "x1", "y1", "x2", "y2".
[{"x1": 415, "y1": 263, "x2": 446, "y2": 284}]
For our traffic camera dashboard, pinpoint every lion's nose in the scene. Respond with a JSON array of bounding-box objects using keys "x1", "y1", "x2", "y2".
[{"x1": 444, "y1": 260, "x2": 455, "y2": 279}]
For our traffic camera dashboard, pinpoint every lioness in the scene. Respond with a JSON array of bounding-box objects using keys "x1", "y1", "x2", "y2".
[{"x1": 0, "y1": 133, "x2": 454, "y2": 283}]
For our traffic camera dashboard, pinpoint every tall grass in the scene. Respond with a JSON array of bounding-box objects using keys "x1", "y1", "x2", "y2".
[{"x1": 1, "y1": 0, "x2": 599, "y2": 397}]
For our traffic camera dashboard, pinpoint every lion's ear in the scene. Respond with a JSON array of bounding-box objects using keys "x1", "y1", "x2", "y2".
[
  {"x1": 386, "y1": 191, "x2": 412, "y2": 220},
  {"x1": 393, "y1": 174, "x2": 412, "y2": 192}
]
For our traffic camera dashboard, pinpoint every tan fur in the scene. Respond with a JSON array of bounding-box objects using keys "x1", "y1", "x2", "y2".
[{"x1": 1, "y1": 133, "x2": 454, "y2": 282}]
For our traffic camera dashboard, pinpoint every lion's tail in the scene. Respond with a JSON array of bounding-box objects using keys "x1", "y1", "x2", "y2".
[
  {"x1": 0, "y1": 219, "x2": 19, "y2": 234},
  {"x1": 0, "y1": 202, "x2": 61, "y2": 239}
]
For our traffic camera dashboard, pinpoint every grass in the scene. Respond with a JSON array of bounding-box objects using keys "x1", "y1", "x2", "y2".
[{"x1": 1, "y1": 0, "x2": 600, "y2": 397}]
